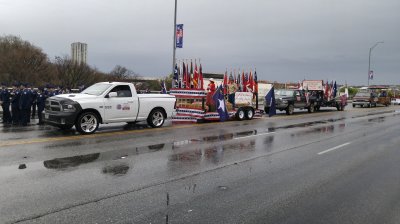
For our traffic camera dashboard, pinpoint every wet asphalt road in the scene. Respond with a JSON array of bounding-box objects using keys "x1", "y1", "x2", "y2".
[{"x1": 1, "y1": 106, "x2": 400, "y2": 224}]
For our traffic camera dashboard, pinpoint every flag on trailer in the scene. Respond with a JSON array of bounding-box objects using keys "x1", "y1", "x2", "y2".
[
  {"x1": 199, "y1": 64, "x2": 204, "y2": 89},
  {"x1": 173, "y1": 64, "x2": 179, "y2": 88},
  {"x1": 223, "y1": 70, "x2": 228, "y2": 95},
  {"x1": 161, "y1": 80, "x2": 167, "y2": 94},
  {"x1": 176, "y1": 24, "x2": 184, "y2": 48},
  {"x1": 369, "y1": 70, "x2": 374, "y2": 80},
  {"x1": 333, "y1": 81, "x2": 337, "y2": 98},
  {"x1": 254, "y1": 70, "x2": 258, "y2": 94},
  {"x1": 242, "y1": 71, "x2": 246, "y2": 92},
  {"x1": 190, "y1": 61, "x2": 194, "y2": 88},
  {"x1": 181, "y1": 62, "x2": 186, "y2": 88},
  {"x1": 186, "y1": 63, "x2": 190, "y2": 89},
  {"x1": 213, "y1": 85, "x2": 230, "y2": 121},
  {"x1": 265, "y1": 86, "x2": 276, "y2": 117},
  {"x1": 193, "y1": 63, "x2": 199, "y2": 88},
  {"x1": 248, "y1": 71, "x2": 254, "y2": 92}
]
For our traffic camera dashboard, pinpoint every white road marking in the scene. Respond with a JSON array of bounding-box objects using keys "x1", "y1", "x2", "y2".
[
  {"x1": 234, "y1": 132, "x2": 275, "y2": 140},
  {"x1": 318, "y1": 142, "x2": 351, "y2": 155}
]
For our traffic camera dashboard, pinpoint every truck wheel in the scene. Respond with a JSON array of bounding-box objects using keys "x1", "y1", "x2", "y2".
[
  {"x1": 147, "y1": 109, "x2": 165, "y2": 128},
  {"x1": 286, "y1": 104, "x2": 294, "y2": 115},
  {"x1": 352, "y1": 104, "x2": 355, "y2": 108},
  {"x1": 368, "y1": 103, "x2": 371, "y2": 108},
  {"x1": 308, "y1": 104, "x2": 315, "y2": 113},
  {"x1": 245, "y1": 108, "x2": 254, "y2": 120},
  {"x1": 75, "y1": 112, "x2": 99, "y2": 134},
  {"x1": 236, "y1": 108, "x2": 245, "y2": 121},
  {"x1": 315, "y1": 106, "x2": 320, "y2": 111}
]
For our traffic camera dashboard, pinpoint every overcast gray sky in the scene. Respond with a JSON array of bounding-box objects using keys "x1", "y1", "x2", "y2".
[{"x1": 1, "y1": 0, "x2": 399, "y2": 85}]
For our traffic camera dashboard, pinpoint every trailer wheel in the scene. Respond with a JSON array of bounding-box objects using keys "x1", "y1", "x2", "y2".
[
  {"x1": 236, "y1": 108, "x2": 245, "y2": 121},
  {"x1": 286, "y1": 104, "x2": 294, "y2": 115},
  {"x1": 245, "y1": 108, "x2": 255, "y2": 120},
  {"x1": 308, "y1": 103, "x2": 315, "y2": 113}
]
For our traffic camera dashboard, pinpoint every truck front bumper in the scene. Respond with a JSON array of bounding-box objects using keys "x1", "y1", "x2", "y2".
[
  {"x1": 352, "y1": 101, "x2": 370, "y2": 107},
  {"x1": 44, "y1": 111, "x2": 78, "y2": 128}
]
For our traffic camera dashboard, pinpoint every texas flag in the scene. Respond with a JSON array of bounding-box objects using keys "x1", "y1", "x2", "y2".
[
  {"x1": 213, "y1": 85, "x2": 229, "y2": 121},
  {"x1": 369, "y1": 70, "x2": 374, "y2": 80}
]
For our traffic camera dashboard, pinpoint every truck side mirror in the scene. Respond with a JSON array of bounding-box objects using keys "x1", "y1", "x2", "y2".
[{"x1": 107, "y1": 92, "x2": 118, "y2": 98}]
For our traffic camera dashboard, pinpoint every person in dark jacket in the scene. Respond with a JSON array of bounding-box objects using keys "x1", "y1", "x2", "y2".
[
  {"x1": 36, "y1": 88, "x2": 47, "y2": 125},
  {"x1": 30, "y1": 87, "x2": 38, "y2": 120},
  {"x1": 1, "y1": 83, "x2": 12, "y2": 124},
  {"x1": 11, "y1": 83, "x2": 21, "y2": 125},
  {"x1": 19, "y1": 84, "x2": 32, "y2": 126}
]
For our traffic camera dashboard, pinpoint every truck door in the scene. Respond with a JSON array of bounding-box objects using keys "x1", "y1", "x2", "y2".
[
  {"x1": 294, "y1": 90, "x2": 306, "y2": 108},
  {"x1": 103, "y1": 85, "x2": 138, "y2": 122}
]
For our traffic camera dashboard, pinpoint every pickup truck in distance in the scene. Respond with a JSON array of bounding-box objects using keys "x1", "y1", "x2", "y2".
[
  {"x1": 264, "y1": 89, "x2": 316, "y2": 115},
  {"x1": 44, "y1": 82, "x2": 176, "y2": 134}
]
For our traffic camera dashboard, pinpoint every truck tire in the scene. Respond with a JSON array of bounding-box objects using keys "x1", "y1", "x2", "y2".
[
  {"x1": 352, "y1": 104, "x2": 355, "y2": 108},
  {"x1": 245, "y1": 108, "x2": 255, "y2": 120},
  {"x1": 308, "y1": 103, "x2": 315, "y2": 113},
  {"x1": 286, "y1": 104, "x2": 294, "y2": 115},
  {"x1": 236, "y1": 108, "x2": 245, "y2": 121},
  {"x1": 147, "y1": 109, "x2": 166, "y2": 128},
  {"x1": 75, "y1": 112, "x2": 99, "y2": 134}
]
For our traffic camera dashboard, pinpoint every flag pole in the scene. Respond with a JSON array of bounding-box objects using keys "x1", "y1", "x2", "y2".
[{"x1": 172, "y1": 0, "x2": 177, "y2": 88}]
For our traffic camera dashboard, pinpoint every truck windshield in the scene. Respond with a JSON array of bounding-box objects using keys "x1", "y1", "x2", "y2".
[
  {"x1": 275, "y1": 90, "x2": 294, "y2": 96},
  {"x1": 81, "y1": 83, "x2": 112, "y2": 96},
  {"x1": 355, "y1": 92, "x2": 370, "y2": 97}
]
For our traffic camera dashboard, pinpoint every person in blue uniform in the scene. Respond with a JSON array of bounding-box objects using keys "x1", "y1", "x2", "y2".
[
  {"x1": 19, "y1": 84, "x2": 32, "y2": 126},
  {"x1": 1, "y1": 83, "x2": 12, "y2": 124},
  {"x1": 30, "y1": 87, "x2": 38, "y2": 120},
  {"x1": 36, "y1": 88, "x2": 47, "y2": 125},
  {"x1": 11, "y1": 83, "x2": 21, "y2": 125}
]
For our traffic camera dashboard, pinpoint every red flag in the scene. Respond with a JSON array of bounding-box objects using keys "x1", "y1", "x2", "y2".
[
  {"x1": 242, "y1": 70, "x2": 246, "y2": 92},
  {"x1": 248, "y1": 71, "x2": 254, "y2": 92},
  {"x1": 223, "y1": 70, "x2": 228, "y2": 95}
]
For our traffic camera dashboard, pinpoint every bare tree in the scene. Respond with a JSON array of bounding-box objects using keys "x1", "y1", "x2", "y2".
[
  {"x1": 54, "y1": 56, "x2": 102, "y2": 88},
  {"x1": 0, "y1": 35, "x2": 50, "y2": 85},
  {"x1": 109, "y1": 65, "x2": 140, "y2": 81}
]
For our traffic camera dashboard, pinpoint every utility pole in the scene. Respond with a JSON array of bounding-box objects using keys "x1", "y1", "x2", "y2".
[
  {"x1": 368, "y1": 41, "x2": 383, "y2": 86},
  {"x1": 172, "y1": 0, "x2": 177, "y2": 88}
]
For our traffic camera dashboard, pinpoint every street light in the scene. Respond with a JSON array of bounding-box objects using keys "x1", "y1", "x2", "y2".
[{"x1": 368, "y1": 41, "x2": 384, "y2": 86}]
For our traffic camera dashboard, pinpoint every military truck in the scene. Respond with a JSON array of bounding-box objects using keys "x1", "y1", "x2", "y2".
[{"x1": 264, "y1": 89, "x2": 317, "y2": 115}]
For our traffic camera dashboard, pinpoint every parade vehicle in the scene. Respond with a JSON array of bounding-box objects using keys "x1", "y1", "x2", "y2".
[
  {"x1": 170, "y1": 89, "x2": 262, "y2": 122},
  {"x1": 354, "y1": 86, "x2": 391, "y2": 107},
  {"x1": 264, "y1": 80, "x2": 347, "y2": 115},
  {"x1": 44, "y1": 82, "x2": 176, "y2": 134},
  {"x1": 264, "y1": 89, "x2": 317, "y2": 115},
  {"x1": 302, "y1": 80, "x2": 347, "y2": 111}
]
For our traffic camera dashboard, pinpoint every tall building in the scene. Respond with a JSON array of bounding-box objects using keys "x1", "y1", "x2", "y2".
[{"x1": 71, "y1": 42, "x2": 87, "y2": 64}]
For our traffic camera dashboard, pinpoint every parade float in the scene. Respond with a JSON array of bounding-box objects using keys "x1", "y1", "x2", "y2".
[{"x1": 169, "y1": 61, "x2": 263, "y2": 123}]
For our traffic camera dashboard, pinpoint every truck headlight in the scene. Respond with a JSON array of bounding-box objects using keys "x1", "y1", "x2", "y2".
[{"x1": 62, "y1": 104, "x2": 76, "y2": 112}]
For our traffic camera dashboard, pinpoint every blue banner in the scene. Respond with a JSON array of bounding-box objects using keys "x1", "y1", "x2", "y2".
[{"x1": 176, "y1": 24, "x2": 183, "y2": 48}]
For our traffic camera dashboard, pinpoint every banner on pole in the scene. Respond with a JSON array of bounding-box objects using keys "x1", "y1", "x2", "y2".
[{"x1": 176, "y1": 24, "x2": 184, "y2": 48}]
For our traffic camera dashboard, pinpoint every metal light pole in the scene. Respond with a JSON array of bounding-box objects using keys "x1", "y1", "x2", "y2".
[
  {"x1": 368, "y1": 41, "x2": 384, "y2": 86},
  {"x1": 172, "y1": 0, "x2": 177, "y2": 86}
]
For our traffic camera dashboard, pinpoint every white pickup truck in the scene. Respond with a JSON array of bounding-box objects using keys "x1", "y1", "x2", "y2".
[{"x1": 44, "y1": 82, "x2": 176, "y2": 134}]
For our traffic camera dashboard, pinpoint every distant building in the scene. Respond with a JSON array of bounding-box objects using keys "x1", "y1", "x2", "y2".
[{"x1": 71, "y1": 42, "x2": 87, "y2": 64}]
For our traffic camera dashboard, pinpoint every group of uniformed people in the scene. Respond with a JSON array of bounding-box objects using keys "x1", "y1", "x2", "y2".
[{"x1": 0, "y1": 83, "x2": 63, "y2": 126}]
